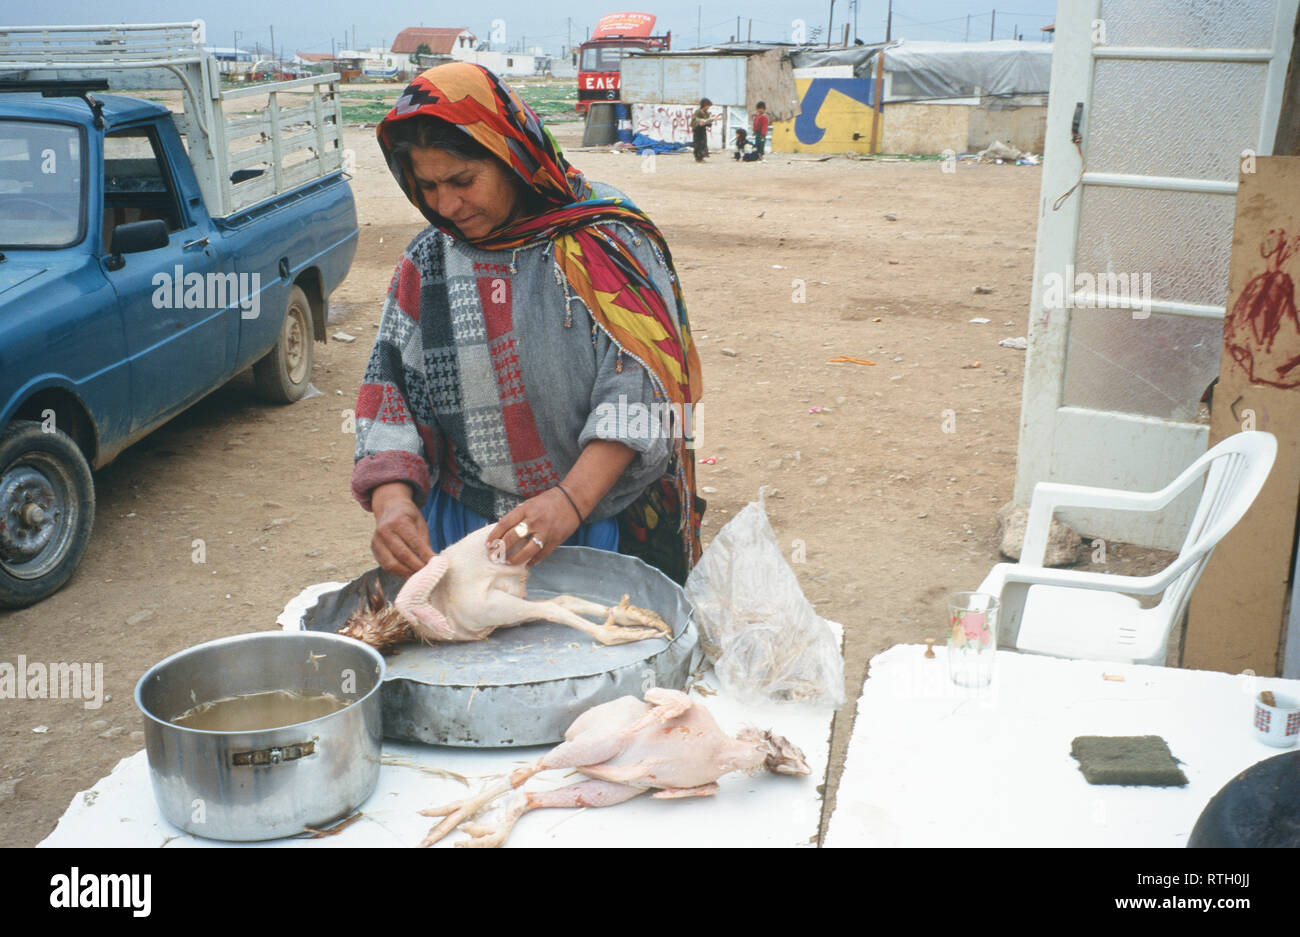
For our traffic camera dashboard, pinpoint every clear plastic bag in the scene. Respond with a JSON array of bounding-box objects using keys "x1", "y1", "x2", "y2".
[{"x1": 685, "y1": 488, "x2": 845, "y2": 707}]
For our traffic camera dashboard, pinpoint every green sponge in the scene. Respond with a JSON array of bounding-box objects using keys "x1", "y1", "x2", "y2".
[{"x1": 1070, "y1": 735, "x2": 1188, "y2": 786}]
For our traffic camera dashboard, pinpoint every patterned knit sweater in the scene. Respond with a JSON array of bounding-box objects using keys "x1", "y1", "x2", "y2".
[{"x1": 351, "y1": 191, "x2": 677, "y2": 524}]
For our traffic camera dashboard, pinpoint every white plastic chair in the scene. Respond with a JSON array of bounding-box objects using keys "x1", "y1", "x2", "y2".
[{"x1": 978, "y1": 431, "x2": 1277, "y2": 665}]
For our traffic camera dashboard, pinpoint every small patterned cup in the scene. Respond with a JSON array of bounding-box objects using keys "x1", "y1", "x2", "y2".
[
  {"x1": 947, "y1": 592, "x2": 998, "y2": 688},
  {"x1": 1253, "y1": 691, "x2": 1300, "y2": 748}
]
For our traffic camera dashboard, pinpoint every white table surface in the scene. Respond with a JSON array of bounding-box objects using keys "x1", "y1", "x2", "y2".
[
  {"x1": 825, "y1": 644, "x2": 1300, "y2": 848},
  {"x1": 38, "y1": 584, "x2": 834, "y2": 848}
]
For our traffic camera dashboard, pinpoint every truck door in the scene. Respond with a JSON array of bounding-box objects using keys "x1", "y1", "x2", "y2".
[{"x1": 100, "y1": 124, "x2": 239, "y2": 432}]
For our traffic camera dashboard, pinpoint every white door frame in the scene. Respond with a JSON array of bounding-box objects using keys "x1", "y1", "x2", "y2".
[{"x1": 1015, "y1": 0, "x2": 1300, "y2": 551}]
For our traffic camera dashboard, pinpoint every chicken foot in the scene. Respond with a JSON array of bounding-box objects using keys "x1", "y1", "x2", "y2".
[
  {"x1": 418, "y1": 773, "x2": 532, "y2": 848},
  {"x1": 476, "y1": 591, "x2": 671, "y2": 646},
  {"x1": 456, "y1": 780, "x2": 646, "y2": 848}
]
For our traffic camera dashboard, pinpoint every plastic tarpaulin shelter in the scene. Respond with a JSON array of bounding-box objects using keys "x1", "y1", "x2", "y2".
[
  {"x1": 789, "y1": 41, "x2": 891, "y2": 77},
  {"x1": 792, "y1": 39, "x2": 1052, "y2": 100}
]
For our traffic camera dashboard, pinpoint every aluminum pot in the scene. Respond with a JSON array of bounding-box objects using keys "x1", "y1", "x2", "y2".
[{"x1": 135, "y1": 631, "x2": 384, "y2": 841}]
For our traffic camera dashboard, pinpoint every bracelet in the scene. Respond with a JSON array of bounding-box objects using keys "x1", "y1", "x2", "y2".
[{"x1": 555, "y1": 484, "x2": 586, "y2": 524}]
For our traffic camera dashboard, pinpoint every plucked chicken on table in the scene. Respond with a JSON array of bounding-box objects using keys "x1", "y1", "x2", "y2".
[
  {"x1": 420, "y1": 687, "x2": 811, "y2": 847},
  {"x1": 339, "y1": 526, "x2": 672, "y2": 651}
]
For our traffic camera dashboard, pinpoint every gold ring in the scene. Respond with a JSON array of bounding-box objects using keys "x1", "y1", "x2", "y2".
[
  {"x1": 514, "y1": 521, "x2": 530, "y2": 538},
  {"x1": 530, "y1": 536, "x2": 544, "y2": 550}
]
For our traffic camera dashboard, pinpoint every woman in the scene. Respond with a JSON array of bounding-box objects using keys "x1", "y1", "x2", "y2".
[
  {"x1": 690, "y1": 97, "x2": 718, "y2": 162},
  {"x1": 351, "y1": 63, "x2": 704, "y2": 585}
]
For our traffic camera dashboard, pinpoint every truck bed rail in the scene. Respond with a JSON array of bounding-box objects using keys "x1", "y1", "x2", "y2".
[{"x1": 0, "y1": 20, "x2": 346, "y2": 218}]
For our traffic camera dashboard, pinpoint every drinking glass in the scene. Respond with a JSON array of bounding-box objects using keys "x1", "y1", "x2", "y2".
[{"x1": 947, "y1": 592, "x2": 998, "y2": 688}]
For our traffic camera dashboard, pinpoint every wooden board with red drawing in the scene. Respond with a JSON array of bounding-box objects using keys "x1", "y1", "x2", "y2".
[
  {"x1": 1186, "y1": 157, "x2": 1300, "y2": 674},
  {"x1": 1224, "y1": 228, "x2": 1300, "y2": 388}
]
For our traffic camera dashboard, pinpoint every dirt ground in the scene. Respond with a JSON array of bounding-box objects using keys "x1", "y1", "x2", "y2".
[{"x1": 1, "y1": 116, "x2": 1055, "y2": 847}]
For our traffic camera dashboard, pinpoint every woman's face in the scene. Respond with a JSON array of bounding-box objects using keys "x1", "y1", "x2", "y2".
[{"x1": 407, "y1": 146, "x2": 522, "y2": 239}]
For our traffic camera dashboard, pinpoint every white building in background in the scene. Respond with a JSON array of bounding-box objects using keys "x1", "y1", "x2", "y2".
[
  {"x1": 388, "y1": 27, "x2": 478, "y2": 75},
  {"x1": 209, "y1": 47, "x2": 254, "y2": 76},
  {"x1": 459, "y1": 50, "x2": 540, "y2": 77},
  {"x1": 386, "y1": 26, "x2": 550, "y2": 77}
]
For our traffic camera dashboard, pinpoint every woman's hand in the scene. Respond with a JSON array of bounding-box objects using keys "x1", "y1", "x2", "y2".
[
  {"x1": 487, "y1": 488, "x2": 583, "y2": 567},
  {"x1": 370, "y1": 482, "x2": 435, "y2": 578},
  {"x1": 485, "y1": 442, "x2": 636, "y2": 567}
]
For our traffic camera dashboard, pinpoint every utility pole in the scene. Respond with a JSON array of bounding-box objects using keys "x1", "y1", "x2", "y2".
[
  {"x1": 352, "y1": 24, "x2": 356, "y2": 53},
  {"x1": 748, "y1": 19, "x2": 753, "y2": 42},
  {"x1": 697, "y1": 6, "x2": 701, "y2": 46},
  {"x1": 567, "y1": 17, "x2": 572, "y2": 56},
  {"x1": 990, "y1": 10, "x2": 996, "y2": 41},
  {"x1": 965, "y1": 14, "x2": 971, "y2": 41},
  {"x1": 827, "y1": 0, "x2": 835, "y2": 49},
  {"x1": 269, "y1": 25, "x2": 275, "y2": 62},
  {"x1": 886, "y1": 0, "x2": 893, "y2": 41}
]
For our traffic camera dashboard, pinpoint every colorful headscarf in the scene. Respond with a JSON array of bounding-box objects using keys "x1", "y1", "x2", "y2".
[{"x1": 377, "y1": 63, "x2": 705, "y2": 571}]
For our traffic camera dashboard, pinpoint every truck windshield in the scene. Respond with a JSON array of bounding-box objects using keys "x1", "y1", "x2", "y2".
[
  {"x1": 581, "y1": 45, "x2": 636, "y2": 71},
  {"x1": 0, "y1": 120, "x2": 85, "y2": 249}
]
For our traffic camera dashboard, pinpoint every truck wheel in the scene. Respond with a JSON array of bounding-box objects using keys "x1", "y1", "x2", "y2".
[
  {"x1": 254, "y1": 285, "x2": 315, "y2": 403},
  {"x1": 0, "y1": 421, "x2": 96, "y2": 609}
]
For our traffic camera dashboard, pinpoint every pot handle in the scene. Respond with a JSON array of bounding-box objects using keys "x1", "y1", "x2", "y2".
[{"x1": 231, "y1": 740, "x2": 316, "y2": 767}]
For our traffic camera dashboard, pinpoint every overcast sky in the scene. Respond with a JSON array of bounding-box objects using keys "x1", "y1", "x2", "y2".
[{"x1": 12, "y1": 1, "x2": 1058, "y2": 56}]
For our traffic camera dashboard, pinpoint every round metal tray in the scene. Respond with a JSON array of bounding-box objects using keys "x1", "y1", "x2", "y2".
[{"x1": 301, "y1": 546, "x2": 699, "y2": 747}]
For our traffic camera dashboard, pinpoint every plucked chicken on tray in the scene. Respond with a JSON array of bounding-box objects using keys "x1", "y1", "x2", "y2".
[{"x1": 300, "y1": 532, "x2": 699, "y2": 749}]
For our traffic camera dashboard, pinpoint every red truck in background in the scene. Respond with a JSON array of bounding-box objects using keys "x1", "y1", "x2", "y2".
[{"x1": 576, "y1": 12, "x2": 670, "y2": 115}]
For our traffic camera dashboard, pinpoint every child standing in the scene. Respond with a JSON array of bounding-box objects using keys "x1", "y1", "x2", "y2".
[
  {"x1": 752, "y1": 101, "x2": 770, "y2": 159},
  {"x1": 691, "y1": 98, "x2": 718, "y2": 162}
]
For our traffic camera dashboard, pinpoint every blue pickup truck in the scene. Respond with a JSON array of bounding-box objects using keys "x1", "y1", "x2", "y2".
[{"x1": 0, "y1": 27, "x2": 358, "y2": 608}]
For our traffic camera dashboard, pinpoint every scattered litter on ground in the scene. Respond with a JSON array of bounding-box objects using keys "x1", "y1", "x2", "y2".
[
  {"x1": 972, "y1": 286, "x2": 995, "y2": 295},
  {"x1": 827, "y1": 355, "x2": 876, "y2": 365},
  {"x1": 961, "y1": 361, "x2": 982, "y2": 369},
  {"x1": 969, "y1": 317, "x2": 991, "y2": 324},
  {"x1": 977, "y1": 140, "x2": 1029, "y2": 163},
  {"x1": 998, "y1": 337, "x2": 1028, "y2": 350}
]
